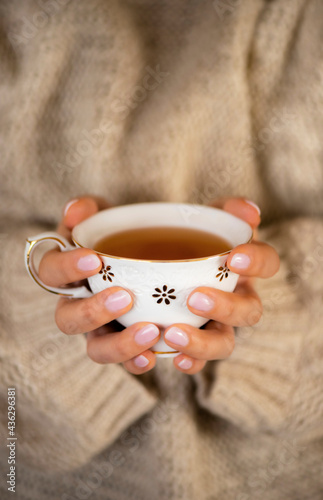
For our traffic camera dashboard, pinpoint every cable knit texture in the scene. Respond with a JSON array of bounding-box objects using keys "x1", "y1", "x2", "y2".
[{"x1": 0, "y1": 0, "x2": 323, "y2": 499}]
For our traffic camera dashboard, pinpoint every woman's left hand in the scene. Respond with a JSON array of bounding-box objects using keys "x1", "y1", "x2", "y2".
[{"x1": 164, "y1": 198, "x2": 280, "y2": 374}]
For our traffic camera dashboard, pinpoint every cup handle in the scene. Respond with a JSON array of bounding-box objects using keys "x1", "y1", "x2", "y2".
[{"x1": 24, "y1": 231, "x2": 93, "y2": 298}]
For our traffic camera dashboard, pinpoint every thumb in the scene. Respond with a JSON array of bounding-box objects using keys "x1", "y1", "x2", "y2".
[
  {"x1": 209, "y1": 197, "x2": 261, "y2": 230},
  {"x1": 57, "y1": 197, "x2": 111, "y2": 237}
]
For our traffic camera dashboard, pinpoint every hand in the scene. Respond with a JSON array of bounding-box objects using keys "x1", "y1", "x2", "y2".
[
  {"x1": 38, "y1": 197, "x2": 161, "y2": 374},
  {"x1": 163, "y1": 198, "x2": 280, "y2": 374}
]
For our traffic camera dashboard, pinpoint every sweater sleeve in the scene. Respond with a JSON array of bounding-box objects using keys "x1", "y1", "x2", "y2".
[
  {"x1": 0, "y1": 221, "x2": 157, "y2": 472},
  {"x1": 193, "y1": 216, "x2": 323, "y2": 440}
]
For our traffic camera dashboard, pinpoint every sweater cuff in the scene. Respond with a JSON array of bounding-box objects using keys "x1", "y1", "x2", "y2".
[
  {"x1": 193, "y1": 217, "x2": 323, "y2": 434},
  {"x1": 0, "y1": 223, "x2": 157, "y2": 471},
  {"x1": 193, "y1": 299, "x2": 306, "y2": 433}
]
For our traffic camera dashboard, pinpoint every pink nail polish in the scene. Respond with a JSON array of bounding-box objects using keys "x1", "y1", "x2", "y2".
[
  {"x1": 178, "y1": 358, "x2": 193, "y2": 370},
  {"x1": 164, "y1": 327, "x2": 189, "y2": 347},
  {"x1": 104, "y1": 290, "x2": 132, "y2": 312},
  {"x1": 135, "y1": 325, "x2": 159, "y2": 345},
  {"x1": 64, "y1": 199, "x2": 79, "y2": 216},
  {"x1": 77, "y1": 254, "x2": 101, "y2": 272},
  {"x1": 188, "y1": 292, "x2": 214, "y2": 312},
  {"x1": 134, "y1": 355, "x2": 149, "y2": 368},
  {"x1": 230, "y1": 253, "x2": 251, "y2": 270},
  {"x1": 245, "y1": 199, "x2": 261, "y2": 215}
]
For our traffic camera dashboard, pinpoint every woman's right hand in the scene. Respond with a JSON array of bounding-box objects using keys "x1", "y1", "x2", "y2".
[{"x1": 38, "y1": 197, "x2": 160, "y2": 374}]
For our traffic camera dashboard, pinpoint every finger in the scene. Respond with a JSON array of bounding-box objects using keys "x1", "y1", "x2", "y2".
[
  {"x1": 86, "y1": 322, "x2": 160, "y2": 364},
  {"x1": 227, "y1": 240, "x2": 280, "y2": 278},
  {"x1": 173, "y1": 354, "x2": 207, "y2": 374},
  {"x1": 39, "y1": 247, "x2": 102, "y2": 287},
  {"x1": 164, "y1": 322, "x2": 235, "y2": 360},
  {"x1": 187, "y1": 284, "x2": 263, "y2": 327},
  {"x1": 123, "y1": 350, "x2": 157, "y2": 374},
  {"x1": 55, "y1": 287, "x2": 134, "y2": 335},
  {"x1": 60, "y1": 196, "x2": 111, "y2": 232},
  {"x1": 209, "y1": 197, "x2": 261, "y2": 229}
]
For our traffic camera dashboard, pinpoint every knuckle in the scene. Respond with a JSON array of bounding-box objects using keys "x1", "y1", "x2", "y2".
[
  {"x1": 189, "y1": 331, "x2": 207, "y2": 359},
  {"x1": 82, "y1": 304, "x2": 95, "y2": 326},
  {"x1": 114, "y1": 338, "x2": 131, "y2": 363},
  {"x1": 80, "y1": 298, "x2": 98, "y2": 327},
  {"x1": 196, "y1": 338, "x2": 209, "y2": 359},
  {"x1": 222, "y1": 299, "x2": 235, "y2": 321},
  {"x1": 92, "y1": 291, "x2": 109, "y2": 315}
]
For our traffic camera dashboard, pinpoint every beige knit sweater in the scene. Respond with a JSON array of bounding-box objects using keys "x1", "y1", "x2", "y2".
[{"x1": 1, "y1": 0, "x2": 323, "y2": 499}]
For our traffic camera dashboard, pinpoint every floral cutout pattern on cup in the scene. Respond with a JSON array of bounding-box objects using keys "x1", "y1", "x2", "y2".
[
  {"x1": 152, "y1": 285, "x2": 177, "y2": 305},
  {"x1": 216, "y1": 263, "x2": 230, "y2": 282},
  {"x1": 99, "y1": 265, "x2": 115, "y2": 282},
  {"x1": 25, "y1": 203, "x2": 253, "y2": 356}
]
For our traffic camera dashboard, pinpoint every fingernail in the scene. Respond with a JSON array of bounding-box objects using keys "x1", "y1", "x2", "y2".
[
  {"x1": 188, "y1": 292, "x2": 214, "y2": 312},
  {"x1": 245, "y1": 199, "x2": 261, "y2": 215},
  {"x1": 178, "y1": 358, "x2": 193, "y2": 370},
  {"x1": 230, "y1": 253, "x2": 251, "y2": 270},
  {"x1": 104, "y1": 290, "x2": 132, "y2": 312},
  {"x1": 134, "y1": 355, "x2": 149, "y2": 368},
  {"x1": 64, "y1": 199, "x2": 79, "y2": 216},
  {"x1": 135, "y1": 324, "x2": 159, "y2": 345},
  {"x1": 165, "y1": 327, "x2": 189, "y2": 347},
  {"x1": 77, "y1": 254, "x2": 102, "y2": 272}
]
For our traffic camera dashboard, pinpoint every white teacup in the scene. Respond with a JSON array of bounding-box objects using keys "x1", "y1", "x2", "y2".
[{"x1": 25, "y1": 203, "x2": 252, "y2": 357}]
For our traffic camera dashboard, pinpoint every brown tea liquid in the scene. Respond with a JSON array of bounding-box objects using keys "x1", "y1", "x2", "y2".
[{"x1": 93, "y1": 226, "x2": 231, "y2": 260}]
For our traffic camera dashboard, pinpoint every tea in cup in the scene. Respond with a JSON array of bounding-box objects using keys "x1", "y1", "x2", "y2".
[{"x1": 25, "y1": 203, "x2": 252, "y2": 356}]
